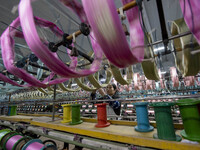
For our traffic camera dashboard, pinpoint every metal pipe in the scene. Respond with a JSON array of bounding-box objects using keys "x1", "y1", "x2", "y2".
[
  {"x1": 148, "y1": 31, "x2": 191, "y2": 47},
  {"x1": 28, "y1": 62, "x2": 50, "y2": 71},
  {"x1": 117, "y1": 0, "x2": 137, "y2": 13},
  {"x1": 52, "y1": 84, "x2": 57, "y2": 121},
  {"x1": 156, "y1": 0, "x2": 168, "y2": 49},
  {"x1": 4, "y1": 94, "x2": 200, "y2": 105}
]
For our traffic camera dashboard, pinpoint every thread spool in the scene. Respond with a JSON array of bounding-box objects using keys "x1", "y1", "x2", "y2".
[
  {"x1": 91, "y1": 109, "x2": 97, "y2": 113},
  {"x1": 95, "y1": 103, "x2": 110, "y2": 128},
  {"x1": 61, "y1": 104, "x2": 71, "y2": 123},
  {"x1": 125, "y1": 110, "x2": 133, "y2": 114},
  {"x1": 151, "y1": 102, "x2": 181, "y2": 141},
  {"x1": 134, "y1": 102, "x2": 154, "y2": 132},
  {"x1": 70, "y1": 104, "x2": 83, "y2": 125},
  {"x1": 5, "y1": 134, "x2": 23, "y2": 150},
  {"x1": 0, "y1": 131, "x2": 16, "y2": 148},
  {"x1": 0, "y1": 129, "x2": 11, "y2": 147},
  {"x1": 21, "y1": 139, "x2": 56, "y2": 150},
  {"x1": 176, "y1": 99, "x2": 200, "y2": 141},
  {"x1": 15, "y1": 136, "x2": 32, "y2": 150}
]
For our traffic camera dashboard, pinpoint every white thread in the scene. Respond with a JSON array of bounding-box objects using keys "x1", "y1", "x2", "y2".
[
  {"x1": 119, "y1": 7, "x2": 126, "y2": 20},
  {"x1": 190, "y1": 48, "x2": 200, "y2": 55},
  {"x1": 72, "y1": 33, "x2": 76, "y2": 43}
]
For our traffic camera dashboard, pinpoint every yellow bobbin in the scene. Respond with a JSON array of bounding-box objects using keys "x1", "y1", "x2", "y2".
[{"x1": 61, "y1": 104, "x2": 71, "y2": 123}]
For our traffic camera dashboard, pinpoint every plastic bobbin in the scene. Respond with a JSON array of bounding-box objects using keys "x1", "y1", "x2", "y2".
[
  {"x1": 151, "y1": 102, "x2": 181, "y2": 141},
  {"x1": 95, "y1": 103, "x2": 110, "y2": 128},
  {"x1": 4, "y1": 133, "x2": 23, "y2": 150},
  {"x1": 176, "y1": 99, "x2": 200, "y2": 142},
  {"x1": 134, "y1": 102, "x2": 154, "y2": 132},
  {"x1": 0, "y1": 129, "x2": 11, "y2": 147},
  {"x1": 0, "y1": 131, "x2": 17, "y2": 149},
  {"x1": 8, "y1": 105, "x2": 17, "y2": 116},
  {"x1": 61, "y1": 104, "x2": 71, "y2": 123},
  {"x1": 21, "y1": 139, "x2": 57, "y2": 150},
  {"x1": 70, "y1": 104, "x2": 83, "y2": 125},
  {"x1": 14, "y1": 136, "x2": 32, "y2": 150}
]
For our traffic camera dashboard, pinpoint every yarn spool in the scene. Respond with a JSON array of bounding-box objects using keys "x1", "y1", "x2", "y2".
[
  {"x1": 15, "y1": 136, "x2": 32, "y2": 150},
  {"x1": 95, "y1": 103, "x2": 110, "y2": 128},
  {"x1": 134, "y1": 102, "x2": 154, "y2": 132},
  {"x1": 5, "y1": 134, "x2": 23, "y2": 150},
  {"x1": 70, "y1": 104, "x2": 83, "y2": 125},
  {"x1": 22, "y1": 139, "x2": 57, "y2": 150},
  {"x1": 151, "y1": 102, "x2": 181, "y2": 141},
  {"x1": 61, "y1": 104, "x2": 71, "y2": 123},
  {"x1": 8, "y1": 105, "x2": 17, "y2": 116},
  {"x1": 0, "y1": 129, "x2": 11, "y2": 149},
  {"x1": 0, "y1": 131, "x2": 16, "y2": 148},
  {"x1": 176, "y1": 99, "x2": 200, "y2": 141}
]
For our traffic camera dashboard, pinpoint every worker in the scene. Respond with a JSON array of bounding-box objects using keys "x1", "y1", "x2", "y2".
[{"x1": 91, "y1": 83, "x2": 121, "y2": 115}]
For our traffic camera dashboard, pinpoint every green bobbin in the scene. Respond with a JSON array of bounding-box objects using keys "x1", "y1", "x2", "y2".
[
  {"x1": 0, "y1": 129, "x2": 11, "y2": 145},
  {"x1": 8, "y1": 106, "x2": 17, "y2": 116},
  {"x1": 151, "y1": 102, "x2": 181, "y2": 141},
  {"x1": 176, "y1": 99, "x2": 200, "y2": 142},
  {"x1": 70, "y1": 104, "x2": 83, "y2": 125}
]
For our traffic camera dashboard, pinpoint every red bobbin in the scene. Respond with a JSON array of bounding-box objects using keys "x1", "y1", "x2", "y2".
[{"x1": 95, "y1": 103, "x2": 110, "y2": 128}]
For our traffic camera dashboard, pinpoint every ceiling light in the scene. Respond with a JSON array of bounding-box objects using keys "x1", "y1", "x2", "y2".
[
  {"x1": 161, "y1": 71, "x2": 166, "y2": 74},
  {"x1": 154, "y1": 46, "x2": 165, "y2": 53}
]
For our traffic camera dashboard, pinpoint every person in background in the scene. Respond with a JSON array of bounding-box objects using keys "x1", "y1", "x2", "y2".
[{"x1": 91, "y1": 83, "x2": 121, "y2": 115}]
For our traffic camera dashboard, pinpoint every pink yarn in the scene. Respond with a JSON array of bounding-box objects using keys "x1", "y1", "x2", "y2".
[
  {"x1": 170, "y1": 67, "x2": 179, "y2": 87},
  {"x1": 82, "y1": 0, "x2": 144, "y2": 68},
  {"x1": 59, "y1": 0, "x2": 88, "y2": 23},
  {"x1": 179, "y1": 0, "x2": 200, "y2": 44},
  {"x1": 19, "y1": 0, "x2": 103, "y2": 78},
  {"x1": 184, "y1": 76, "x2": 195, "y2": 86},
  {"x1": 0, "y1": 17, "x2": 68, "y2": 87}
]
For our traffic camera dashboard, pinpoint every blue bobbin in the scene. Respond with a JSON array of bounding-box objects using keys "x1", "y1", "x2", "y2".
[{"x1": 134, "y1": 102, "x2": 154, "y2": 132}]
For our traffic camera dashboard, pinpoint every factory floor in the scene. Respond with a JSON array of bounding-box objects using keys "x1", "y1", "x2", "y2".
[{"x1": 40, "y1": 136, "x2": 90, "y2": 150}]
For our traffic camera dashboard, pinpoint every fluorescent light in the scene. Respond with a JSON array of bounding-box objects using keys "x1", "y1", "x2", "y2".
[
  {"x1": 100, "y1": 79, "x2": 106, "y2": 82},
  {"x1": 71, "y1": 83, "x2": 77, "y2": 87},
  {"x1": 154, "y1": 46, "x2": 165, "y2": 52},
  {"x1": 161, "y1": 71, "x2": 166, "y2": 74}
]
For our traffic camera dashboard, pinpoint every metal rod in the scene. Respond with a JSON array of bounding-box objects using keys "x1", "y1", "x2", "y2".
[
  {"x1": 28, "y1": 62, "x2": 50, "y2": 71},
  {"x1": 52, "y1": 84, "x2": 57, "y2": 121},
  {"x1": 7, "y1": 94, "x2": 11, "y2": 115},
  {"x1": 67, "y1": 45, "x2": 94, "y2": 63},
  {"x1": 148, "y1": 31, "x2": 191, "y2": 47},
  {"x1": 117, "y1": 0, "x2": 137, "y2": 13},
  {"x1": 156, "y1": 0, "x2": 168, "y2": 49},
  {"x1": 27, "y1": 70, "x2": 49, "y2": 78}
]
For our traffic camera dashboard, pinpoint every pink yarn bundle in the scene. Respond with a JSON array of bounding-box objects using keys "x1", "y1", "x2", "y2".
[
  {"x1": 19, "y1": 0, "x2": 103, "y2": 78},
  {"x1": 82, "y1": 0, "x2": 144, "y2": 68},
  {"x1": 179, "y1": 0, "x2": 200, "y2": 44},
  {"x1": 1, "y1": 17, "x2": 68, "y2": 87},
  {"x1": 170, "y1": 67, "x2": 179, "y2": 87}
]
